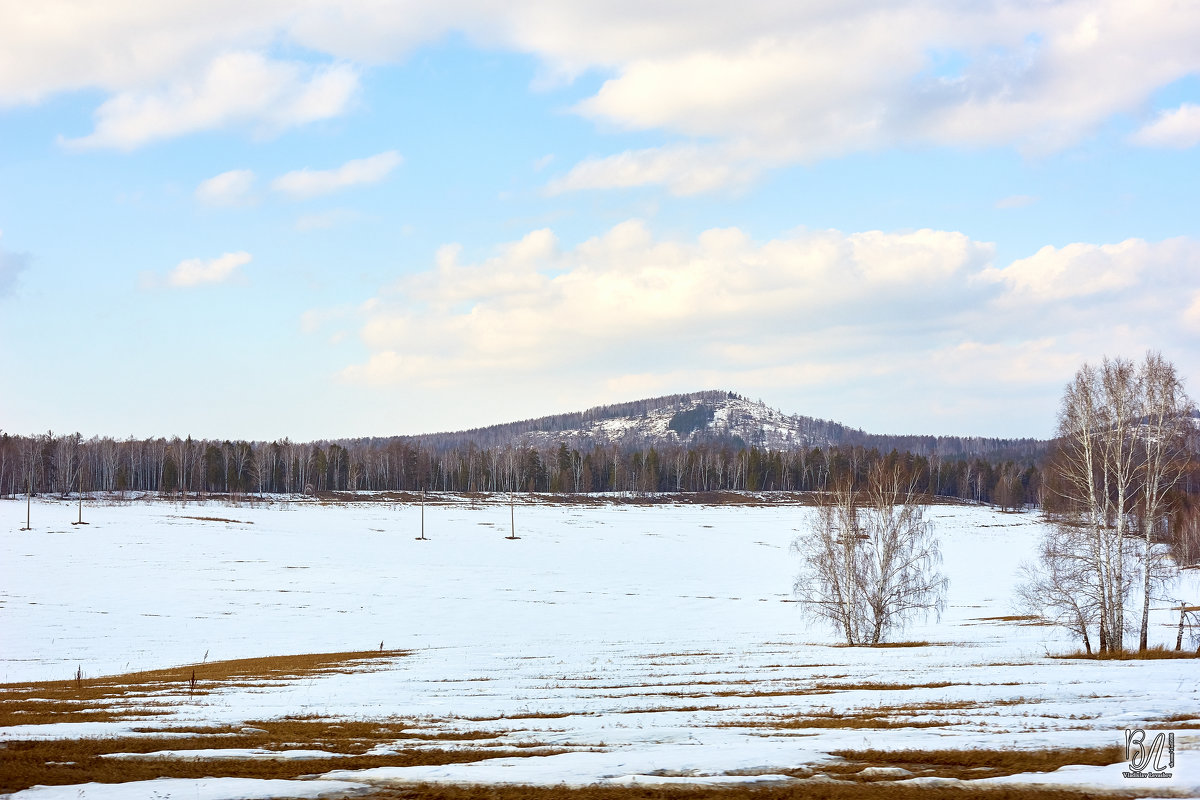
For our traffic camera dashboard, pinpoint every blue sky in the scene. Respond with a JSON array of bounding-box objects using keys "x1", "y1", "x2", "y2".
[{"x1": 1, "y1": 2, "x2": 1198, "y2": 442}]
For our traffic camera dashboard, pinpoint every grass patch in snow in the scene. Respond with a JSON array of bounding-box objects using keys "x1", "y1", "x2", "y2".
[
  {"x1": 1051, "y1": 645, "x2": 1200, "y2": 660},
  {"x1": 735, "y1": 712, "x2": 949, "y2": 731},
  {"x1": 356, "y1": 780, "x2": 1137, "y2": 799},
  {"x1": 584, "y1": 680, "x2": 960, "y2": 703},
  {"x1": 0, "y1": 650, "x2": 410, "y2": 727},
  {"x1": 811, "y1": 680, "x2": 958, "y2": 692},
  {"x1": 969, "y1": 615, "x2": 1053, "y2": 626},
  {"x1": 828, "y1": 745, "x2": 1125, "y2": 781},
  {"x1": 723, "y1": 697, "x2": 1047, "y2": 732},
  {"x1": 0, "y1": 716, "x2": 570, "y2": 794}
]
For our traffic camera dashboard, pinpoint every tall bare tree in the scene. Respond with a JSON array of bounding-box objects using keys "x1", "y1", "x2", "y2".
[
  {"x1": 794, "y1": 478, "x2": 864, "y2": 643},
  {"x1": 793, "y1": 463, "x2": 946, "y2": 645},
  {"x1": 1039, "y1": 353, "x2": 1194, "y2": 652},
  {"x1": 1135, "y1": 353, "x2": 1194, "y2": 650},
  {"x1": 1016, "y1": 525, "x2": 1102, "y2": 654},
  {"x1": 858, "y1": 463, "x2": 948, "y2": 644}
]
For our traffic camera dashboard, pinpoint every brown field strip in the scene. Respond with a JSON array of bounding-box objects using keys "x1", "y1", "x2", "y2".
[
  {"x1": 0, "y1": 649, "x2": 411, "y2": 727},
  {"x1": 0, "y1": 716, "x2": 570, "y2": 795},
  {"x1": 828, "y1": 745, "x2": 1125, "y2": 781},
  {"x1": 1052, "y1": 646, "x2": 1200, "y2": 660},
  {"x1": 719, "y1": 697, "x2": 1052, "y2": 733},
  {"x1": 357, "y1": 772, "x2": 1137, "y2": 800}
]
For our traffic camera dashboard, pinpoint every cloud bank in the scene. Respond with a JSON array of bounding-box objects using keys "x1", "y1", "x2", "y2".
[
  {"x1": 315, "y1": 222, "x2": 1199, "y2": 433},
  {"x1": 8, "y1": 1, "x2": 1196, "y2": 173}
]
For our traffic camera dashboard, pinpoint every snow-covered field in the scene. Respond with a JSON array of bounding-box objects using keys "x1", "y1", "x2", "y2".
[{"x1": 3, "y1": 496, "x2": 1198, "y2": 798}]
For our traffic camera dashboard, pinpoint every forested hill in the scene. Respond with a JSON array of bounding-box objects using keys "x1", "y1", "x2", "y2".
[
  {"x1": 387, "y1": 390, "x2": 1047, "y2": 461},
  {"x1": 1, "y1": 390, "x2": 1050, "y2": 504}
]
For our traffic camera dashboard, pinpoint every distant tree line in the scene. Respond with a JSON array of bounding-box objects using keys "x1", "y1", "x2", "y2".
[{"x1": 0, "y1": 430, "x2": 1046, "y2": 507}]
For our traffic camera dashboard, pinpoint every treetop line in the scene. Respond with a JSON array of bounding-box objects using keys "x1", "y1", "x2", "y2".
[
  {"x1": 1, "y1": 434, "x2": 1045, "y2": 506},
  {"x1": 1, "y1": 370, "x2": 1194, "y2": 510}
]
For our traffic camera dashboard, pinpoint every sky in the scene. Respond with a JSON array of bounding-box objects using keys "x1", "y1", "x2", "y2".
[{"x1": 1, "y1": 1, "x2": 1198, "y2": 443}]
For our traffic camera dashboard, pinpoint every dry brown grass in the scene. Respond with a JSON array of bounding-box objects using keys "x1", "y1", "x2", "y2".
[
  {"x1": 175, "y1": 515, "x2": 254, "y2": 524},
  {"x1": 474, "y1": 711, "x2": 581, "y2": 720},
  {"x1": 359, "y1": 780, "x2": 1135, "y2": 800},
  {"x1": 616, "y1": 705, "x2": 725, "y2": 715},
  {"x1": 1051, "y1": 645, "x2": 1200, "y2": 660},
  {"x1": 721, "y1": 697, "x2": 1048, "y2": 733},
  {"x1": 723, "y1": 701, "x2": 969, "y2": 732},
  {"x1": 737, "y1": 712, "x2": 949, "y2": 731},
  {"x1": 581, "y1": 679, "x2": 961, "y2": 703},
  {"x1": 0, "y1": 649, "x2": 410, "y2": 727},
  {"x1": 812, "y1": 680, "x2": 958, "y2": 692},
  {"x1": 829, "y1": 745, "x2": 1125, "y2": 781},
  {"x1": 0, "y1": 716, "x2": 570, "y2": 794}
]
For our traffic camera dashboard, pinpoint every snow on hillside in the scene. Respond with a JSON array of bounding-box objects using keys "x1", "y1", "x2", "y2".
[
  {"x1": 519, "y1": 394, "x2": 822, "y2": 449},
  {"x1": 2, "y1": 496, "x2": 1198, "y2": 798}
]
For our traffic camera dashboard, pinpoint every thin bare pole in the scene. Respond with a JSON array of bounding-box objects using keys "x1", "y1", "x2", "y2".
[
  {"x1": 416, "y1": 488, "x2": 428, "y2": 540},
  {"x1": 73, "y1": 465, "x2": 89, "y2": 525},
  {"x1": 506, "y1": 492, "x2": 519, "y2": 540}
]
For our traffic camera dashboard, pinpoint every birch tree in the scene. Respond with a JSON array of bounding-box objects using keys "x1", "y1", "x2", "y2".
[
  {"x1": 1037, "y1": 353, "x2": 1194, "y2": 653},
  {"x1": 1135, "y1": 353, "x2": 1194, "y2": 650},
  {"x1": 793, "y1": 463, "x2": 946, "y2": 645},
  {"x1": 793, "y1": 478, "x2": 864, "y2": 644}
]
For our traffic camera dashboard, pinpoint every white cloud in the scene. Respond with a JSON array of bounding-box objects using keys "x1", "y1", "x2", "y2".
[
  {"x1": 1130, "y1": 103, "x2": 1200, "y2": 149},
  {"x1": 548, "y1": 0, "x2": 1200, "y2": 190},
  {"x1": 7, "y1": 1, "x2": 1197, "y2": 165},
  {"x1": 546, "y1": 145, "x2": 762, "y2": 196},
  {"x1": 195, "y1": 169, "x2": 257, "y2": 207},
  {"x1": 930, "y1": 339, "x2": 1087, "y2": 389},
  {"x1": 60, "y1": 52, "x2": 358, "y2": 150},
  {"x1": 168, "y1": 251, "x2": 252, "y2": 287},
  {"x1": 1182, "y1": 292, "x2": 1200, "y2": 334},
  {"x1": 338, "y1": 221, "x2": 993, "y2": 387},
  {"x1": 980, "y1": 237, "x2": 1200, "y2": 302},
  {"x1": 0, "y1": 1, "x2": 286, "y2": 106},
  {"x1": 272, "y1": 151, "x2": 403, "y2": 199},
  {"x1": 324, "y1": 223, "x2": 1199, "y2": 435}
]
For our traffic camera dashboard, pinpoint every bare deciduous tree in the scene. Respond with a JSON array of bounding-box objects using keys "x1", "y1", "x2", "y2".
[
  {"x1": 1016, "y1": 524, "x2": 1103, "y2": 654},
  {"x1": 793, "y1": 463, "x2": 947, "y2": 645},
  {"x1": 1033, "y1": 352, "x2": 1195, "y2": 653},
  {"x1": 1134, "y1": 352, "x2": 1193, "y2": 650}
]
